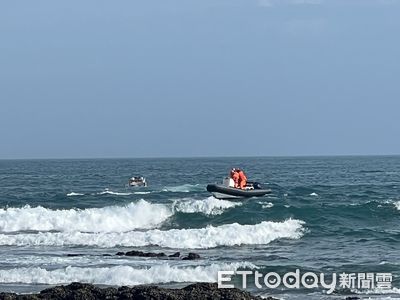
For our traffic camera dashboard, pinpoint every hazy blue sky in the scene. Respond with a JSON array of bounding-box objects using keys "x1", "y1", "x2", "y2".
[{"x1": 1, "y1": 0, "x2": 399, "y2": 158}]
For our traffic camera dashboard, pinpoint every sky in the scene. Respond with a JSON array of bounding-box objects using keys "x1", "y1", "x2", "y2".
[{"x1": 0, "y1": 0, "x2": 399, "y2": 158}]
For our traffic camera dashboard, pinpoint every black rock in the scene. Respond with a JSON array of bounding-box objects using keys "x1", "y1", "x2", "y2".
[
  {"x1": 168, "y1": 252, "x2": 180, "y2": 258},
  {"x1": 125, "y1": 250, "x2": 166, "y2": 257},
  {"x1": 182, "y1": 252, "x2": 201, "y2": 260},
  {"x1": 0, "y1": 282, "x2": 271, "y2": 300}
]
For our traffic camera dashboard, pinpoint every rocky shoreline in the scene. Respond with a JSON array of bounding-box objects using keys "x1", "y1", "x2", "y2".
[
  {"x1": 0, "y1": 250, "x2": 364, "y2": 300},
  {"x1": 0, "y1": 282, "x2": 365, "y2": 300},
  {"x1": 0, "y1": 282, "x2": 270, "y2": 300}
]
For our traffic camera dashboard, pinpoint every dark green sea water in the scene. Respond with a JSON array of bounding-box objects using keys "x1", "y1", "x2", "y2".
[{"x1": 0, "y1": 156, "x2": 399, "y2": 299}]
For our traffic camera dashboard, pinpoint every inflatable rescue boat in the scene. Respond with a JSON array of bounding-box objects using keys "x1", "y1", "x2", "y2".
[{"x1": 207, "y1": 177, "x2": 271, "y2": 200}]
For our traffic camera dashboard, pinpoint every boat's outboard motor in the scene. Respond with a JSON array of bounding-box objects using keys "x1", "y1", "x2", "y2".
[{"x1": 253, "y1": 182, "x2": 262, "y2": 190}]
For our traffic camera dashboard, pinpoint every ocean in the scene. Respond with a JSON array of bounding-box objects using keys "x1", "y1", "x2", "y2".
[{"x1": 0, "y1": 156, "x2": 399, "y2": 299}]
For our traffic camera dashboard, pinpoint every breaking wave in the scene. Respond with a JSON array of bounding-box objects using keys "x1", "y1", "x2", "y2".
[
  {"x1": 173, "y1": 197, "x2": 242, "y2": 215},
  {"x1": 0, "y1": 219, "x2": 305, "y2": 248},
  {"x1": 0, "y1": 200, "x2": 172, "y2": 233},
  {"x1": 0, "y1": 262, "x2": 255, "y2": 285},
  {"x1": 394, "y1": 201, "x2": 400, "y2": 211}
]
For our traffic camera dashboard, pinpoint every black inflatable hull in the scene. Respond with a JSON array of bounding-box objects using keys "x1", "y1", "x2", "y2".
[{"x1": 206, "y1": 184, "x2": 272, "y2": 200}]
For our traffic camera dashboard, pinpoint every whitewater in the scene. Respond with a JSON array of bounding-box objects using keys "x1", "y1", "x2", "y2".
[
  {"x1": 0, "y1": 156, "x2": 399, "y2": 299},
  {"x1": 0, "y1": 219, "x2": 304, "y2": 248},
  {"x1": 0, "y1": 197, "x2": 247, "y2": 233}
]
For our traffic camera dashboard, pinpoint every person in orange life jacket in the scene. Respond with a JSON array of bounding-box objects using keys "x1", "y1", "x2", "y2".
[
  {"x1": 237, "y1": 169, "x2": 247, "y2": 189},
  {"x1": 230, "y1": 168, "x2": 240, "y2": 188},
  {"x1": 230, "y1": 168, "x2": 247, "y2": 189}
]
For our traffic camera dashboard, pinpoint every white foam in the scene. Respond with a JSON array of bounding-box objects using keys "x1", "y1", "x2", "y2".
[
  {"x1": 163, "y1": 184, "x2": 202, "y2": 193},
  {"x1": 260, "y1": 202, "x2": 274, "y2": 209},
  {"x1": 98, "y1": 189, "x2": 132, "y2": 196},
  {"x1": 0, "y1": 200, "x2": 172, "y2": 233},
  {"x1": 310, "y1": 192, "x2": 318, "y2": 196},
  {"x1": 394, "y1": 201, "x2": 400, "y2": 210},
  {"x1": 353, "y1": 287, "x2": 400, "y2": 295},
  {"x1": 0, "y1": 255, "x2": 92, "y2": 266},
  {"x1": 68, "y1": 189, "x2": 146, "y2": 196},
  {"x1": 0, "y1": 219, "x2": 305, "y2": 248},
  {"x1": 66, "y1": 192, "x2": 84, "y2": 197},
  {"x1": 0, "y1": 262, "x2": 255, "y2": 285},
  {"x1": 0, "y1": 254, "x2": 164, "y2": 268},
  {"x1": 173, "y1": 197, "x2": 242, "y2": 216}
]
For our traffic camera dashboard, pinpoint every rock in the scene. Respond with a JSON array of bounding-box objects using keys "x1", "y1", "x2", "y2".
[
  {"x1": 124, "y1": 250, "x2": 166, "y2": 257},
  {"x1": 168, "y1": 252, "x2": 180, "y2": 258},
  {"x1": 0, "y1": 282, "x2": 269, "y2": 300},
  {"x1": 182, "y1": 252, "x2": 201, "y2": 260},
  {"x1": 115, "y1": 250, "x2": 203, "y2": 259},
  {"x1": 0, "y1": 293, "x2": 17, "y2": 300}
]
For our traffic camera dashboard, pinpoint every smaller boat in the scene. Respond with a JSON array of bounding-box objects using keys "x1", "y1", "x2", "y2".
[
  {"x1": 128, "y1": 176, "x2": 147, "y2": 187},
  {"x1": 207, "y1": 177, "x2": 271, "y2": 200}
]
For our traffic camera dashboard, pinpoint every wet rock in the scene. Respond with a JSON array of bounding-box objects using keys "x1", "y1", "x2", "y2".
[
  {"x1": 114, "y1": 250, "x2": 202, "y2": 260},
  {"x1": 66, "y1": 254, "x2": 83, "y2": 257},
  {"x1": 0, "y1": 282, "x2": 269, "y2": 300},
  {"x1": 123, "y1": 250, "x2": 166, "y2": 257},
  {"x1": 182, "y1": 252, "x2": 201, "y2": 260},
  {"x1": 168, "y1": 251, "x2": 180, "y2": 258}
]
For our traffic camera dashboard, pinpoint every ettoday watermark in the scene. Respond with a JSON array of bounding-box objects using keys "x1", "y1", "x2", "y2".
[{"x1": 218, "y1": 270, "x2": 393, "y2": 294}]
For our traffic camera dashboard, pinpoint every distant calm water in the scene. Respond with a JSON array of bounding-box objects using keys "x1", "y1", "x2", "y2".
[{"x1": 0, "y1": 157, "x2": 399, "y2": 299}]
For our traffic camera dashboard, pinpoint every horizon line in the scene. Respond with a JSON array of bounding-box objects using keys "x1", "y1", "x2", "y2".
[{"x1": 1, "y1": 153, "x2": 399, "y2": 161}]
